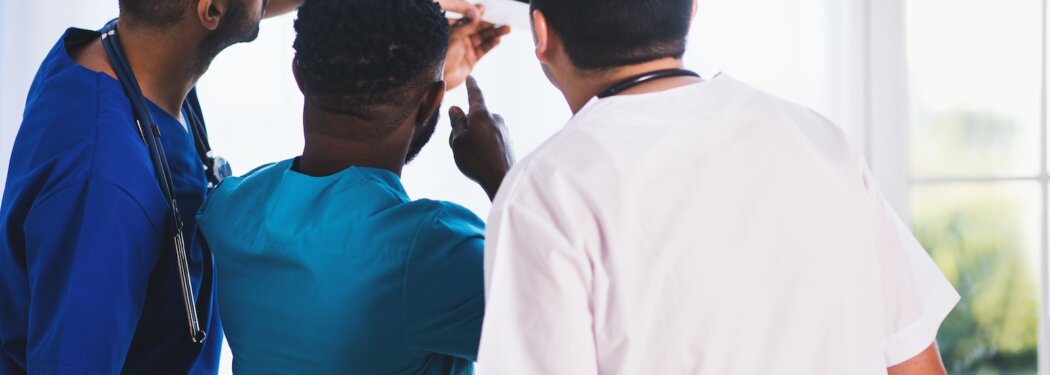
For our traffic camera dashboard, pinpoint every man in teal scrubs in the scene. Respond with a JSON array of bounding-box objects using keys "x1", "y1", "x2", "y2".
[{"x1": 196, "y1": 0, "x2": 512, "y2": 373}]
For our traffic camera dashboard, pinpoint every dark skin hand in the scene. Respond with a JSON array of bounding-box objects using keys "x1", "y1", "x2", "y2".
[{"x1": 449, "y1": 76, "x2": 513, "y2": 201}]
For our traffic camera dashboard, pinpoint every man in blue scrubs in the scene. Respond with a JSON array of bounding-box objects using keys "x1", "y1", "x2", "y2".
[
  {"x1": 196, "y1": 0, "x2": 512, "y2": 373},
  {"x1": 0, "y1": 0, "x2": 504, "y2": 373},
  {"x1": 0, "y1": 0, "x2": 300, "y2": 373}
]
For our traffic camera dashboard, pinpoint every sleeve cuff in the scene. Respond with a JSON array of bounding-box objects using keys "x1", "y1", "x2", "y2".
[{"x1": 884, "y1": 277, "x2": 961, "y2": 366}]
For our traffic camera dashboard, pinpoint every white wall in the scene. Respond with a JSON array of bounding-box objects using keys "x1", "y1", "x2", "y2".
[
  {"x1": 688, "y1": 0, "x2": 866, "y2": 135},
  {"x1": 0, "y1": 2, "x2": 115, "y2": 198},
  {"x1": 0, "y1": 0, "x2": 886, "y2": 212}
]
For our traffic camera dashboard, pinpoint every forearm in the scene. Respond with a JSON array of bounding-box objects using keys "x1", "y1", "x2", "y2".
[
  {"x1": 480, "y1": 173, "x2": 506, "y2": 202},
  {"x1": 888, "y1": 342, "x2": 947, "y2": 375}
]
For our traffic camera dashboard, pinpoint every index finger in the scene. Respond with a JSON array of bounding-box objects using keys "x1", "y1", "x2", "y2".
[{"x1": 466, "y1": 76, "x2": 488, "y2": 111}]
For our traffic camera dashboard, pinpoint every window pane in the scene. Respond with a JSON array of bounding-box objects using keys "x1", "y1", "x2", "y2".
[
  {"x1": 912, "y1": 183, "x2": 1040, "y2": 374},
  {"x1": 907, "y1": 0, "x2": 1043, "y2": 178}
]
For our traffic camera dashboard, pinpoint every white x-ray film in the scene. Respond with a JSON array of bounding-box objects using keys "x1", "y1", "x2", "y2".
[{"x1": 476, "y1": 0, "x2": 530, "y2": 29}]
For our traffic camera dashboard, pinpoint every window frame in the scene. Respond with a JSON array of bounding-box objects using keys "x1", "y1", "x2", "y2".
[{"x1": 872, "y1": 0, "x2": 1050, "y2": 372}]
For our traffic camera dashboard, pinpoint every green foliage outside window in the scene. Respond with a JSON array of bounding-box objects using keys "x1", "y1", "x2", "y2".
[{"x1": 911, "y1": 110, "x2": 1039, "y2": 374}]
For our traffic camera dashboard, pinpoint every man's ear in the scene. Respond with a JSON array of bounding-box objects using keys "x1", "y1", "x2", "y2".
[
  {"x1": 692, "y1": 0, "x2": 699, "y2": 23},
  {"x1": 532, "y1": 10, "x2": 552, "y2": 65},
  {"x1": 292, "y1": 58, "x2": 304, "y2": 93},
  {"x1": 196, "y1": 0, "x2": 227, "y2": 31},
  {"x1": 417, "y1": 81, "x2": 447, "y2": 128}
]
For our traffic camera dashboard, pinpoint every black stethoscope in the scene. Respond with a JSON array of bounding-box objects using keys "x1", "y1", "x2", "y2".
[
  {"x1": 100, "y1": 19, "x2": 231, "y2": 344},
  {"x1": 597, "y1": 68, "x2": 701, "y2": 98}
]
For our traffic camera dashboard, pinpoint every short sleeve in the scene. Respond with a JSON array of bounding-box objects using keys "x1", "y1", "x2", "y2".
[
  {"x1": 401, "y1": 203, "x2": 486, "y2": 361},
  {"x1": 22, "y1": 179, "x2": 162, "y2": 373},
  {"x1": 865, "y1": 167, "x2": 961, "y2": 366}
]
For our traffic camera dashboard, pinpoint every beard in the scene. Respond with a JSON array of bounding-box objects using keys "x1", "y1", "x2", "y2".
[
  {"x1": 405, "y1": 111, "x2": 440, "y2": 164},
  {"x1": 193, "y1": 0, "x2": 262, "y2": 75}
]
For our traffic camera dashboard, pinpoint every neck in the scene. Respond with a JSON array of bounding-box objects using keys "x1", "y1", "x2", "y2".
[
  {"x1": 562, "y1": 58, "x2": 701, "y2": 114},
  {"x1": 116, "y1": 21, "x2": 206, "y2": 119},
  {"x1": 296, "y1": 103, "x2": 409, "y2": 177}
]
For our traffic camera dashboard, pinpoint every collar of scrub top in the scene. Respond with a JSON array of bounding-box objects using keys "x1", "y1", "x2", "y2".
[
  {"x1": 100, "y1": 18, "x2": 220, "y2": 344},
  {"x1": 597, "y1": 68, "x2": 701, "y2": 98}
]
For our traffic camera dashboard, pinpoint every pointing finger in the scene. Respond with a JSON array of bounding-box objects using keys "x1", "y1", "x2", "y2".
[{"x1": 466, "y1": 76, "x2": 487, "y2": 112}]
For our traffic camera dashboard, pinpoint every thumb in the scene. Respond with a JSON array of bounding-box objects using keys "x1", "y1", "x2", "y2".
[
  {"x1": 449, "y1": 106, "x2": 468, "y2": 136},
  {"x1": 463, "y1": 5, "x2": 481, "y2": 22}
]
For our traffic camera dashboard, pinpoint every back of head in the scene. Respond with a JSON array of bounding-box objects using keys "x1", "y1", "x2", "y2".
[
  {"x1": 530, "y1": 0, "x2": 693, "y2": 71},
  {"x1": 293, "y1": 0, "x2": 450, "y2": 140}
]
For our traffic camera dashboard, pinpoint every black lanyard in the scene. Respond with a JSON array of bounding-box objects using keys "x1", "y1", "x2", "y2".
[
  {"x1": 597, "y1": 68, "x2": 701, "y2": 98},
  {"x1": 100, "y1": 19, "x2": 227, "y2": 344}
]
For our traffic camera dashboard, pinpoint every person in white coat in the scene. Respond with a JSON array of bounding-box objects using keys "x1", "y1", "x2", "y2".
[{"x1": 473, "y1": 0, "x2": 959, "y2": 374}]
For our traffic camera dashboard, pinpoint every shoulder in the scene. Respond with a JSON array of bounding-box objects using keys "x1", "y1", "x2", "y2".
[
  {"x1": 411, "y1": 200, "x2": 485, "y2": 237},
  {"x1": 9, "y1": 90, "x2": 163, "y2": 220},
  {"x1": 406, "y1": 200, "x2": 485, "y2": 253},
  {"x1": 492, "y1": 127, "x2": 616, "y2": 214},
  {"x1": 13, "y1": 34, "x2": 152, "y2": 190},
  {"x1": 215, "y1": 161, "x2": 286, "y2": 191},
  {"x1": 199, "y1": 161, "x2": 286, "y2": 215},
  {"x1": 727, "y1": 78, "x2": 866, "y2": 186},
  {"x1": 715, "y1": 75, "x2": 860, "y2": 160}
]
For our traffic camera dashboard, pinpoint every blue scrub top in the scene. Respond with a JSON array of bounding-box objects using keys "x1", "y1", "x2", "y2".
[
  {"x1": 0, "y1": 28, "x2": 223, "y2": 374},
  {"x1": 197, "y1": 159, "x2": 485, "y2": 375}
]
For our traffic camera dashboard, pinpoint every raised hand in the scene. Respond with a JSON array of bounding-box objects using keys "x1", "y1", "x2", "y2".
[
  {"x1": 444, "y1": 5, "x2": 511, "y2": 91},
  {"x1": 449, "y1": 76, "x2": 513, "y2": 201}
]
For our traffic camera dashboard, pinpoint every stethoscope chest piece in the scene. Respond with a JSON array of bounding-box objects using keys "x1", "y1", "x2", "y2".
[{"x1": 207, "y1": 152, "x2": 232, "y2": 188}]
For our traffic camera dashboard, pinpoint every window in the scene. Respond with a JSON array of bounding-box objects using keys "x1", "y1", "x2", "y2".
[{"x1": 906, "y1": 0, "x2": 1047, "y2": 372}]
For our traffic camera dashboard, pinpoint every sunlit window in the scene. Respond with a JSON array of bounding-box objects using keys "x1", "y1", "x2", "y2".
[{"x1": 907, "y1": 0, "x2": 1046, "y2": 372}]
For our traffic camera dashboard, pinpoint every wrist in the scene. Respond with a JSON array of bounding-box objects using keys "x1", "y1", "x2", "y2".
[{"x1": 478, "y1": 171, "x2": 508, "y2": 201}]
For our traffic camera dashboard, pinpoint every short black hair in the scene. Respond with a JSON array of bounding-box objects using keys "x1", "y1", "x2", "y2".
[
  {"x1": 531, "y1": 0, "x2": 693, "y2": 71},
  {"x1": 118, "y1": 0, "x2": 192, "y2": 27},
  {"x1": 293, "y1": 0, "x2": 449, "y2": 129}
]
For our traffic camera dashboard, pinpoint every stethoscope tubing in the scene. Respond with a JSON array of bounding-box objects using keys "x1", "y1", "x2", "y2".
[
  {"x1": 100, "y1": 20, "x2": 206, "y2": 344},
  {"x1": 597, "y1": 68, "x2": 701, "y2": 99}
]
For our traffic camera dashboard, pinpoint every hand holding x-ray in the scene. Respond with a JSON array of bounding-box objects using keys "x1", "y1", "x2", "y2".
[
  {"x1": 439, "y1": 0, "x2": 483, "y2": 20},
  {"x1": 444, "y1": 7, "x2": 512, "y2": 90},
  {"x1": 444, "y1": 0, "x2": 532, "y2": 29},
  {"x1": 474, "y1": 0, "x2": 531, "y2": 29}
]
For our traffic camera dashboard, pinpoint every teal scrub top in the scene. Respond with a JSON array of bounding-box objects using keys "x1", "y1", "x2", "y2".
[{"x1": 197, "y1": 159, "x2": 485, "y2": 374}]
